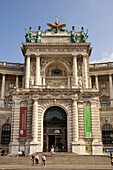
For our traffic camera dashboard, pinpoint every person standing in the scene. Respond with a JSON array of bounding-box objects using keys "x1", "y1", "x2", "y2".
[
  {"x1": 35, "y1": 154, "x2": 39, "y2": 164},
  {"x1": 42, "y1": 154, "x2": 46, "y2": 166},
  {"x1": 51, "y1": 145, "x2": 55, "y2": 157},
  {"x1": 31, "y1": 154, "x2": 35, "y2": 166}
]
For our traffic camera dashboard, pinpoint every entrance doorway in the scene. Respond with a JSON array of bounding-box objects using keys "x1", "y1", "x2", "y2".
[{"x1": 43, "y1": 106, "x2": 67, "y2": 152}]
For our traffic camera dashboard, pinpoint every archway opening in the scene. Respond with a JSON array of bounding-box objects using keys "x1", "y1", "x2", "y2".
[{"x1": 43, "y1": 106, "x2": 67, "y2": 152}]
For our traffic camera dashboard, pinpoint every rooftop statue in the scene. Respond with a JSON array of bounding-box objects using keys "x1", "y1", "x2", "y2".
[
  {"x1": 25, "y1": 27, "x2": 33, "y2": 43},
  {"x1": 71, "y1": 26, "x2": 78, "y2": 43},
  {"x1": 47, "y1": 17, "x2": 66, "y2": 33},
  {"x1": 80, "y1": 27, "x2": 88, "y2": 43}
]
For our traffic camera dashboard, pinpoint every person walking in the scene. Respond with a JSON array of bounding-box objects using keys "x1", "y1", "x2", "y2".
[
  {"x1": 42, "y1": 154, "x2": 46, "y2": 166},
  {"x1": 35, "y1": 154, "x2": 39, "y2": 164}
]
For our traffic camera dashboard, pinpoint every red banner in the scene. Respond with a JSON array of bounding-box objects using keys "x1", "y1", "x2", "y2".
[{"x1": 19, "y1": 107, "x2": 27, "y2": 137}]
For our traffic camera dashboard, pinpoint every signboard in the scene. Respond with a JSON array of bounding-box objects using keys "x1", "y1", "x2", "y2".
[
  {"x1": 84, "y1": 107, "x2": 92, "y2": 138},
  {"x1": 86, "y1": 146, "x2": 92, "y2": 151},
  {"x1": 105, "y1": 148, "x2": 113, "y2": 152},
  {"x1": 19, "y1": 107, "x2": 27, "y2": 137}
]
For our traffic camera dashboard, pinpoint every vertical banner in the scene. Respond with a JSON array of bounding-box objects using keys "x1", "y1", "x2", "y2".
[
  {"x1": 19, "y1": 107, "x2": 27, "y2": 137},
  {"x1": 84, "y1": 107, "x2": 92, "y2": 138}
]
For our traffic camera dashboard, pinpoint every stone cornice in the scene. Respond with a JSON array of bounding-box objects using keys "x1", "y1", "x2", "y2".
[
  {"x1": 22, "y1": 42, "x2": 91, "y2": 47},
  {"x1": 21, "y1": 43, "x2": 92, "y2": 57}
]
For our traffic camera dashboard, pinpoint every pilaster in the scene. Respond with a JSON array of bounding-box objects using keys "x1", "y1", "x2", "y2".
[{"x1": 30, "y1": 99, "x2": 39, "y2": 154}]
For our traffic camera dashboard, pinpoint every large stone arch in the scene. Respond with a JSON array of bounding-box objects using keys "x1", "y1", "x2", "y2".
[
  {"x1": 44, "y1": 60, "x2": 70, "y2": 73},
  {"x1": 38, "y1": 100, "x2": 72, "y2": 152}
]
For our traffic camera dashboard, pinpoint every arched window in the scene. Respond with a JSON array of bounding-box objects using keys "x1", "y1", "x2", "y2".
[
  {"x1": 1, "y1": 124, "x2": 11, "y2": 144},
  {"x1": 102, "y1": 124, "x2": 113, "y2": 144},
  {"x1": 51, "y1": 69, "x2": 62, "y2": 76}
]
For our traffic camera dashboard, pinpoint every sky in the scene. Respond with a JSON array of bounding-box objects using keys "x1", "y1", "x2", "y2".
[{"x1": 0, "y1": 0, "x2": 113, "y2": 64}]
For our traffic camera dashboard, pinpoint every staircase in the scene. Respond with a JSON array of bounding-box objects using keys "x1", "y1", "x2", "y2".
[{"x1": 0, "y1": 152, "x2": 111, "y2": 169}]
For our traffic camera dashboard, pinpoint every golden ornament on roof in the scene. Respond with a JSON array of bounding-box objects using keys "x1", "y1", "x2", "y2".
[{"x1": 47, "y1": 17, "x2": 66, "y2": 30}]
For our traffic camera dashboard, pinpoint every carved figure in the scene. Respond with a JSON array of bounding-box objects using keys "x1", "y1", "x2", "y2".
[
  {"x1": 78, "y1": 76, "x2": 82, "y2": 88},
  {"x1": 71, "y1": 33, "x2": 78, "y2": 43},
  {"x1": 30, "y1": 76, "x2": 34, "y2": 86},
  {"x1": 81, "y1": 27, "x2": 88, "y2": 43},
  {"x1": 36, "y1": 33, "x2": 41, "y2": 43}
]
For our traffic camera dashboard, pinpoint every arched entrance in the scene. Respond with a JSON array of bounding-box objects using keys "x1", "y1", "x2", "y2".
[{"x1": 43, "y1": 106, "x2": 67, "y2": 152}]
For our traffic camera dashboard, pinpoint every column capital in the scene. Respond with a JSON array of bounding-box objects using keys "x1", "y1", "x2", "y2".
[
  {"x1": 72, "y1": 53, "x2": 78, "y2": 57},
  {"x1": 32, "y1": 98, "x2": 39, "y2": 102}
]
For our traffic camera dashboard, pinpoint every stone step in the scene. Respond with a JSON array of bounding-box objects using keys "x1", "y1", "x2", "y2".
[{"x1": 0, "y1": 152, "x2": 111, "y2": 166}]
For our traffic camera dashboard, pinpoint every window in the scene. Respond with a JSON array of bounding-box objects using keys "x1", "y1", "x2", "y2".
[
  {"x1": 102, "y1": 124, "x2": 113, "y2": 144},
  {"x1": 51, "y1": 69, "x2": 62, "y2": 76},
  {"x1": 101, "y1": 100, "x2": 107, "y2": 107},
  {"x1": 101, "y1": 83, "x2": 106, "y2": 88},
  {"x1": 1, "y1": 124, "x2": 11, "y2": 144},
  {"x1": 9, "y1": 83, "x2": 14, "y2": 89},
  {"x1": 8, "y1": 100, "x2": 12, "y2": 108}
]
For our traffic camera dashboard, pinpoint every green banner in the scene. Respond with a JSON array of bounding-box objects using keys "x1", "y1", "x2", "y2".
[{"x1": 84, "y1": 107, "x2": 92, "y2": 138}]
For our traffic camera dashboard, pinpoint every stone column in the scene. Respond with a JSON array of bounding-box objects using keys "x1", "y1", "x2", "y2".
[
  {"x1": 9, "y1": 99, "x2": 20, "y2": 155},
  {"x1": 72, "y1": 99, "x2": 78, "y2": 142},
  {"x1": 83, "y1": 56, "x2": 88, "y2": 88},
  {"x1": 89, "y1": 76, "x2": 92, "y2": 88},
  {"x1": 16, "y1": 75, "x2": 19, "y2": 88},
  {"x1": 35, "y1": 55, "x2": 40, "y2": 86},
  {"x1": 109, "y1": 74, "x2": 113, "y2": 107},
  {"x1": 22, "y1": 76, "x2": 24, "y2": 89},
  {"x1": 68, "y1": 76, "x2": 71, "y2": 87},
  {"x1": 25, "y1": 55, "x2": 30, "y2": 88},
  {"x1": 95, "y1": 75, "x2": 99, "y2": 89},
  {"x1": 1, "y1": 74, "x2": 5, "y2": 99},
  {"x1": 42, "y1": 77, "x2": 45, "y2": 86},
  {"x1": 73, "y1": 54, "x2": 78, "y2": 87},
  {"x1": 91, "y1": 100, "x2": 103, "y2": 155},
  {"x1": 30, "y1": 99, "x2": 38, "y2": 154},
  {"x1": 72, "y1": 99, "x2": 79, "y2": 154}
]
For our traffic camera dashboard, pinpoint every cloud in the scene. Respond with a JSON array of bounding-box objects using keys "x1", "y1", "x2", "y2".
[{"x1": 90, "y1": 52, "x2": 113, "y2": 63}]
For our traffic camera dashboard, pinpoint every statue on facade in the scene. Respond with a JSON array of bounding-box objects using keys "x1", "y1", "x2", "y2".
[
  {"x1": 78, "y1": 76, "x2": 82, "y2": 88},
  {"x1": 80, "y1": 27, "x2": 88, "y2": 43},
  {"x1": 36, "y1": 33, "x2": 41, "y2": 43},
  {"x1": 71, "y1": 33, "x2": 78, "y2": 43},
  {"x1": 25, "y1": 27, "x2": 33, "y2": 43},
  {"x1": 47, "y1": 17, "x2": 66, "y2": 33}
]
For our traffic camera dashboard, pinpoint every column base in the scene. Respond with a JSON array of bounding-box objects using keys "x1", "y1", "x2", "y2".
[
  {"x1": 30, "y1": 141, "x2": 39, "y2": 155},
  {"x1": 72, "y1": 141, "x2": 80, "y2": 154},
  {"x1": 92, "y1": 144, "x2": 103, "y2": 155},
  {"x1": 9, "y1": 142, "x2": 19, "y2": 155},
  {"x1": 72, "y1": 85, "x2": 78, "y2": 89},
  {"x1": 25, "y1": 141, "x2": 30, "y2": 156},
  {"x1": 0, "y1": 99, "x2": 5, "y2": 107}
]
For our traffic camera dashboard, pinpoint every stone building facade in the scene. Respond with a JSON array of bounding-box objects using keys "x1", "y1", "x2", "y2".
[{"x1": 0, "y1": 24, "x2": 113, "y2": 155}]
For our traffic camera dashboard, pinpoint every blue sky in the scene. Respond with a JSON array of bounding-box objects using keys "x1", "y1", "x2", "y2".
[{"x1": 0, "y1": 0, "x2": 113, "y2": 63}]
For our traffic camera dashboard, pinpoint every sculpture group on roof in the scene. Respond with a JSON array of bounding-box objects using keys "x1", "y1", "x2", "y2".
[{"x1": 25, "y1": 18, "x2": 88, "y2": 43}]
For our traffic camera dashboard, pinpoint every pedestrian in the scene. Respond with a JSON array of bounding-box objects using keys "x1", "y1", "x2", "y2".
[
  {"x1": 42, "y1": 154, "x2": 46, "y2": 166},
  {"x1": 31, "y1": 154, "x2": 35, "y2": 166},
  {"x1": 50, "y1": 145, "x2": 54, "y2": 157},
  {"x1": 35, "y1": 154, "x2": 39, "y2": 164}
]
